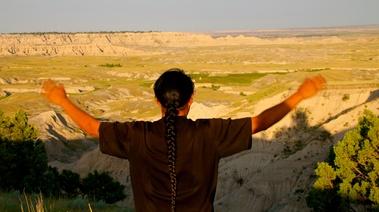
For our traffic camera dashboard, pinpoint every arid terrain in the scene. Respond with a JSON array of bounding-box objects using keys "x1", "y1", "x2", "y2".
[{"x1": 1, "y1": 26, "x2": 379, "y2": 211}]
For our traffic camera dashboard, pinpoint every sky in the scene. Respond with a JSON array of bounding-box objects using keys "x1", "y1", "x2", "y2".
[{"x1": 0, "y1": 0, "x2": 378, "y2": 33}]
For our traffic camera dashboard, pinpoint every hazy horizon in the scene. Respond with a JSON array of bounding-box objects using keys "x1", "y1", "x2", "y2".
[
  {"x1": 0, "y1": 0, "x2": 378, "y2": 33},
  {"x1": 1, "y1": 24, "x2": 379, "y2": 34}
]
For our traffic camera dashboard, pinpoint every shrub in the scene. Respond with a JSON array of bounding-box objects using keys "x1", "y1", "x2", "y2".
[
  {"x1": 0, "y1": 111, "x2": 47, "y2": 193},
  {"x1": 211, "y1": 84, "x2": 220, "y2": 91},
  {"x1": 239, "y1": 91, "x2": 247, "y2": 96},
  {"x1": 0, "y1": 110, "x2": 126, "y2": 203},
  {"x1": 99, "y1": 63, "x2": 122, "y2": 68},
  {"x1": 307, "y1": 110, "x2": 379, "y2": 210},
  {"x1": 0, "y1": 110, "x2": 38, "y2": 142},
  {"x1": 306, "y1": 187, "x2": 350, "y2": 212},
  {"x1": 59, "y1": 169, "x2": 81, "y2": 197},
  {"x1": 81, "y1": 170, "x2": 126, "y2": 204},
  {"x1": 342, "y1": 94, "x2": 350, "y2": 101},
  {"x1": 41, "y1": 167, "x2": 61, "y2": 197}
]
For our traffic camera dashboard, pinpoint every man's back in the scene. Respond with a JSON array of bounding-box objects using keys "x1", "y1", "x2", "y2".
[{"x1": 99, "y1": 117, "x2": 252, "y2": 212}]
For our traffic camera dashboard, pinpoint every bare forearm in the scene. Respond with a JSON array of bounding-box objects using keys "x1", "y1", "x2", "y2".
[
  {"x1": 59, "y1": 98, "x2": 100, "y2": 137},
  {"x1": 252, "y1": 91, "x2": 303, "y2": 133}
]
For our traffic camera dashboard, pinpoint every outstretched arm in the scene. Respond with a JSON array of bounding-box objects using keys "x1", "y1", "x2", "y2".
[
  {"x1": 41, "y1": 79, "x2": 100, "y2": 137},
  {"x1": 251, "y1": 75, "x2": 326, "y2": 134}
]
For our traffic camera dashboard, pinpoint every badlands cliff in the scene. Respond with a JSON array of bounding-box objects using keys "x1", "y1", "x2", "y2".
[{"x1": 0, "y1": 32, "x2": 345, "y2": 56}]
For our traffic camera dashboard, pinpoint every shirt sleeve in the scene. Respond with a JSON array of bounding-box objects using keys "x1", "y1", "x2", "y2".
[
  {"x1": 209, "y1": 117, "x2": 253, "y2": 158},
  {"x1": 98, "y1": 121, "x2": 132, "y2": 159}
]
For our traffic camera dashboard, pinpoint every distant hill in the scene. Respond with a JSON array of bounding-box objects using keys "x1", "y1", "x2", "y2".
[
  {"x1": 2, "y1": 25, "x2": 378, "y2": 56},
  {"x1": 210, "y1": 25, "x2": 379, "y2": 38}
]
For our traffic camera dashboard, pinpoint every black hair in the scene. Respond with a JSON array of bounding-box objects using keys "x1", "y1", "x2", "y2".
[{"x1": 153, "y1": 68, "x2": 194, "y2": 211}]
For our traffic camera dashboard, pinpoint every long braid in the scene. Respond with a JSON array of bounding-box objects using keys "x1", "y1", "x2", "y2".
[
  {"x1": 153, "y1": 68, "x2": 194, "y2": 211},
  {"x1": 165, "y1": 101, "x2": 179, "y2": 212}
]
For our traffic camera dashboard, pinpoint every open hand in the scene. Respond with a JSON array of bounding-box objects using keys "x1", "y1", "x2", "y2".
[
  {"x1": 297, "y1": 75, "x2": 326, "y2": 99},
  {"x1": 41, "y1": 79, "x2": 68, "y2": 106}
]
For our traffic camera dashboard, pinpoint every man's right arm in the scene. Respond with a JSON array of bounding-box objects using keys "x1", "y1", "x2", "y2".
[{"x1": 42, "y1": 79, "x2": 100, "y2": 137}]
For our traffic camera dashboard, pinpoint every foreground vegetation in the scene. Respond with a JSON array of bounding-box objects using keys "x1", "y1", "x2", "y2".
[
  {"x1": 0, "y1": 110, "x2": 128, "y2": 211},
  {"x1": 0, "y1": 191, "x2": 131, "y2": 212},
  {"x1": 307, "y1": 110, "x2": 379, "y2": 211}
]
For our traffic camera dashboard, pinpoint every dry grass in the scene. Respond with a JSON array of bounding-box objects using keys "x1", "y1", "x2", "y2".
[{"x1": 0, "y1": 191, "x2": 131, "y2": 212}]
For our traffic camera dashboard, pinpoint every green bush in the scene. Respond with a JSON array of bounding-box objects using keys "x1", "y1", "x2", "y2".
[
  {"x1": 342, "y1": 94, "x2": 350, "y2": 101},
  {"x1": 307, "y1": 110, "x2": 379, "y2": 210},
  {"x1": 0, "y1": 110, "x2": 126, "y2": 203},
  {"x1": 41, "y1": 167, "x2": 61, "y2": 197},
  {"x1": 0, "y1": 110, "x2": 38, "y2": 142},
  {"x1": 0, "y1": 111, "x2": 47, "y2": 193},
  {"x1": 59, "y1": 169, "x2": 81, "y2": 197},
  {"x1": 99, "y1": 63, "x2": 122, "y2": 68},
  {"x1": 211, "y1": 84, "x2": 220, "y2": 91},
  {"x1": 239, "y1": 91, "x2": 247, "y2": 96},
  {"x1": 81, "y1": 170, "x2": 126, "y2": 204},
  {"x1": 306, "y1": 187, "x2": 350, "y2": 212}
]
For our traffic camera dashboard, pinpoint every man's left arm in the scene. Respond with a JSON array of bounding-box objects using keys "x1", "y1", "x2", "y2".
[{"x1": 251, "y1": 75, "x2": 326, "y2": 134}]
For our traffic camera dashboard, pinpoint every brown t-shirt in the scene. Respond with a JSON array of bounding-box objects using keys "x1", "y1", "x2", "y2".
[{"x1": 99, "y1": 117, "x2": 252, "y2": 212}]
